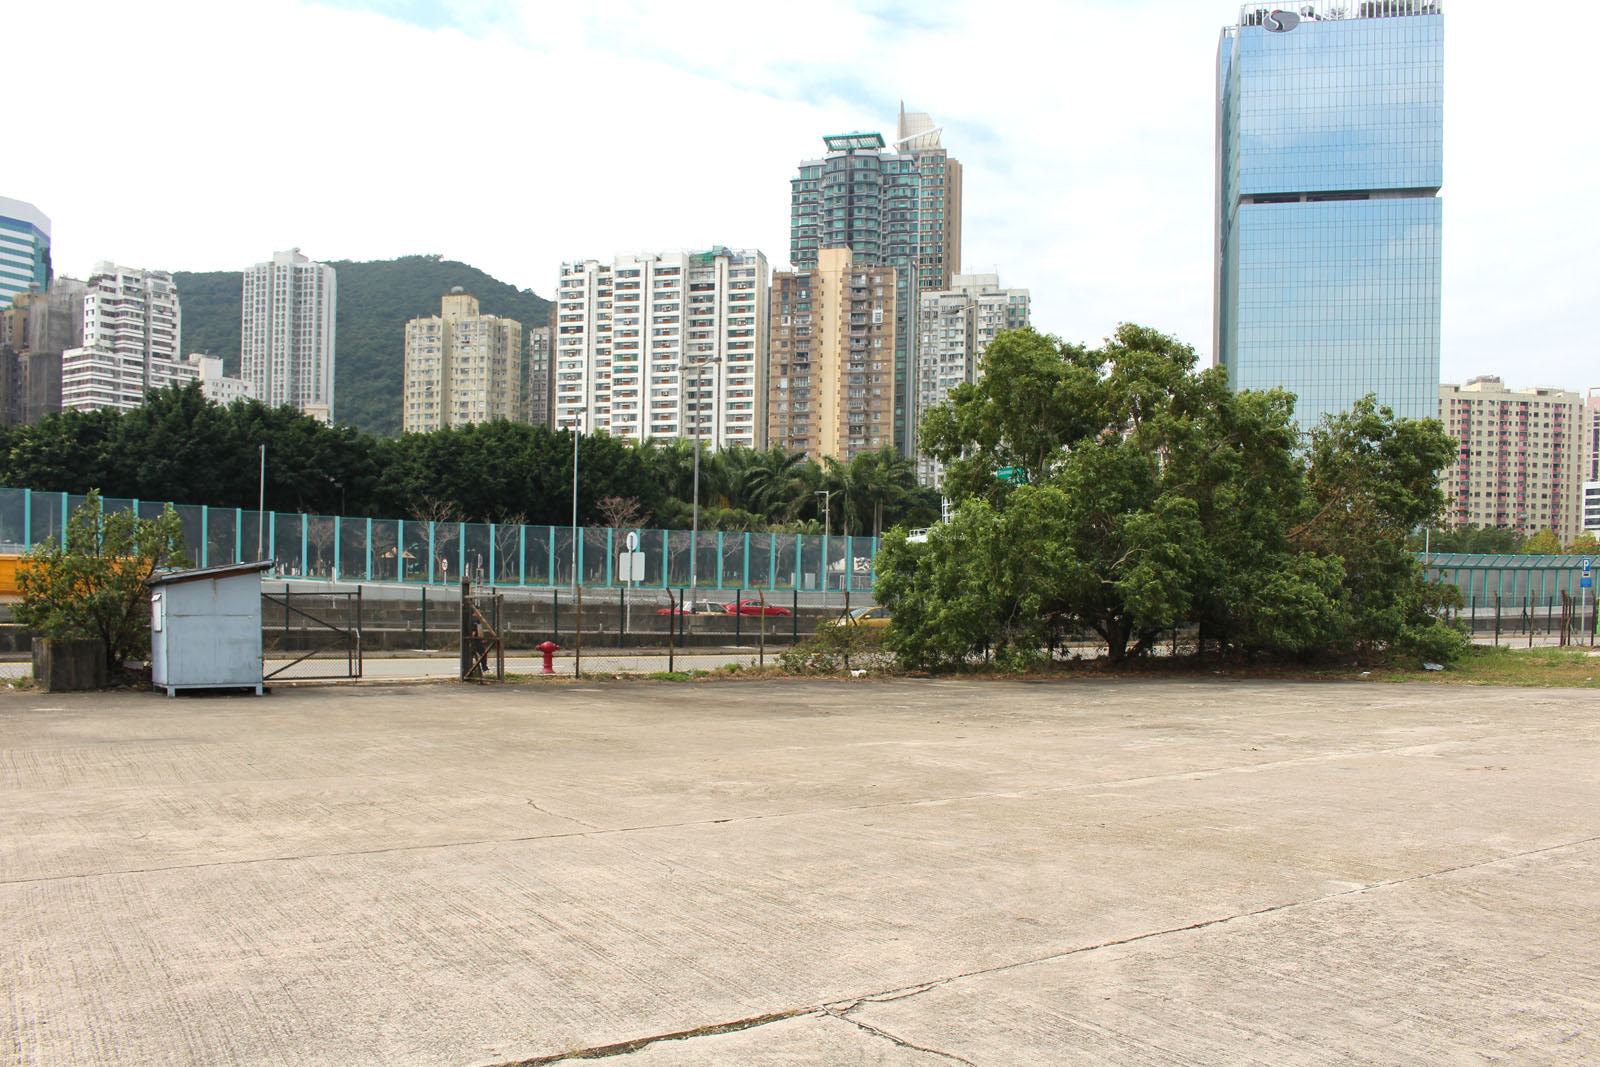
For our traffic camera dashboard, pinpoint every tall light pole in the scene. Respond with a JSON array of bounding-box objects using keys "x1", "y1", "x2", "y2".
[
  {"x1": 570, "y1": 408, "x2": 585, "y2": 591},
  {"x1": 814, "y1": 489, "x2": 831, "y2": 609},
  {"x1": 678, "y1": 355, "x2": 721, "y2": 607}
]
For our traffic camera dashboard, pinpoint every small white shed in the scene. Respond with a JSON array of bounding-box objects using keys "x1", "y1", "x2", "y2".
[{"x1": 150, "y1": 561, "x2": 273, "y2": 697}]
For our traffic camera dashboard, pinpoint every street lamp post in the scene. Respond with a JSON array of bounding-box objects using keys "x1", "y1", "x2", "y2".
[
  {"x1": 678, "y1": 355, "x2": 722, "y2": 608},
  {"x1": 570, "y1": 408, "x2": 585, "y2": 591},
  {"x1": 814, "y1": 489, "x2": 831, "y2": 610}
]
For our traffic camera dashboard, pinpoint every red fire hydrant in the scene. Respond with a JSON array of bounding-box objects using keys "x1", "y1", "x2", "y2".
[{"x1": 536, "y1": 640, "x2": 561, "y2": 674}]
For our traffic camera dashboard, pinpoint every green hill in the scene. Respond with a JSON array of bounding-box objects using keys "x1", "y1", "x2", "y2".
[{"x1": 173, "y1": 255, "x2": 552, "y2": 437}]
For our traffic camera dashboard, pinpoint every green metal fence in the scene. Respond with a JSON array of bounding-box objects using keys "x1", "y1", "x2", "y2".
[
  {"x1": 1422, "y1": 552, "x2": 1596, "y2": 605},
  {"x1": 0, "y1": 486, "x2": 879, "y2": 593}
]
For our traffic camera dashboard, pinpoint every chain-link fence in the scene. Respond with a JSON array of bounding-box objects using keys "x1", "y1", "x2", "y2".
[
  {"x1": 261, "y1": 589, "x2": 363, "y2": 681},
  {"x1": 450, "y1": 583, "x2": 870, "y2": 679}
]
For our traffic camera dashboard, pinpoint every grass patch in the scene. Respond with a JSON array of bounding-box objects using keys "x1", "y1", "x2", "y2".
[{"x1": 1374, "y1": 645, "x2": 1600, "y2": 688}]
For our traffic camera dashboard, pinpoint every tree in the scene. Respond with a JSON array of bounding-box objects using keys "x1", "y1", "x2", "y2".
[
  {"x1": 1566, "y1": 531, "x2": 1599, "y2": 554},
  {"x1": 1520, "y1": 529, "x2": 1562, "y2": 555},
  {"x1": 13, "y1": 492, "x2": 187, "y2": 672},
  {"x1": 878, "y1": 325, "x2": 1465, "y2": 669}
]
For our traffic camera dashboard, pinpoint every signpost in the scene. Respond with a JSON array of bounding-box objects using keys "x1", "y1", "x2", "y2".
[
  {"x1": 619, "y1": 531, "x2": 645, "y2": 632},
  {"x1": 1584, "y1": 559, "x2": 1594, "y2": 642}
]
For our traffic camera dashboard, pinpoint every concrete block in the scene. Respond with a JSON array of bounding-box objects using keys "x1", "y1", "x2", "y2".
[{"x1": 32, "y1": 638, "x2": 108, "y2": 692}]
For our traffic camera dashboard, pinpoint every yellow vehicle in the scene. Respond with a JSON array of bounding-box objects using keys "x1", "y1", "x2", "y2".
[{"x1": 842, "y1": 605, "x2": 891, "y2": 628}]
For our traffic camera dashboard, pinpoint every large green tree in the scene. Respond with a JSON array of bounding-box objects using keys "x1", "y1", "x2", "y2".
[{"x1": 880, "y1": 324, "x2": 1462, "y2": 669}]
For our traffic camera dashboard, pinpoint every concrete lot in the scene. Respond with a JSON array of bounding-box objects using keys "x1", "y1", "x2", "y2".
[{"x1": 2, "y1": 677, "x2": 1597, "y2": 1066}]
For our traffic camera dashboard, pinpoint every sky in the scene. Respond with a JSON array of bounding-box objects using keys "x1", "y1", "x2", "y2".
[{"x1": 10, "y1": 0, "x2": 1598, "y2": 392}]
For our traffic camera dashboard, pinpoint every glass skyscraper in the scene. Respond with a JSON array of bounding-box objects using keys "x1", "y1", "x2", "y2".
[
  {"x1": 1214, "y1": 3, "x2": 1443, "y2": 433},
  {"x1": 0, "y1": 197, "x2": 51, "y2": 307}
]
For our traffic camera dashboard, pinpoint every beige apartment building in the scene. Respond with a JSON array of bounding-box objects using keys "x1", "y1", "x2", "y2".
[
  {"x1": 767, "y1": 247, "x2": 896, "y2": 463},
  {"x1": 1439, "y1": 376, "x2": 1583, "y2": 543},
  {"x1": 402, "y1": 288, "x2": 522, "y2": 433}
]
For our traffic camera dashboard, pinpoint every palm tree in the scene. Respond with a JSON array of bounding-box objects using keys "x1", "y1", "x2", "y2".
[
  {"x1": 852, "y1": 446, "x2": 916, "y2": 539},
  {"x1": 745, "y1": 447, "x2": 811, "y2": 521}
]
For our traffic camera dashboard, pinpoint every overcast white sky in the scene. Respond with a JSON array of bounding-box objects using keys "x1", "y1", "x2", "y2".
[{"x1": 10, "y1": 0, "x2": 1598, "y2": 391}]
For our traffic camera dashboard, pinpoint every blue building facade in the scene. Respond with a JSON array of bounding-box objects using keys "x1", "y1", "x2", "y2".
[
  {"x1": 0, "y1": 197, "x2": 51, "y2": 307},
  {"x1": 1214, "y1": 4, "x2": 1443, "y2": 433}
]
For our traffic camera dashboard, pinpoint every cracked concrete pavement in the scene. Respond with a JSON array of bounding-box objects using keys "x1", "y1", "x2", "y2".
[{"x1": 3, "y1": 677, "x2": 1598, "y2": 1065}]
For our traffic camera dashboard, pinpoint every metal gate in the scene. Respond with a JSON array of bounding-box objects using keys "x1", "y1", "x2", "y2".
[{"x1": 262, "y1": 590, "x2": 363, "y2": 680}]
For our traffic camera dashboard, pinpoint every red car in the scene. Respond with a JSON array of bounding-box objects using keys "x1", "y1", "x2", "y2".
[{"x1": 729, "y1": 599, "x2": 792, "y2": 617}]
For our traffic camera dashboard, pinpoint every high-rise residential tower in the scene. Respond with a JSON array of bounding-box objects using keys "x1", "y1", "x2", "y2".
[
  {"x1": 402, "y1": 288, "x2": 524, "y2": 433},
  {"x1": 0, "y1": 197, "x2": 51, "y2": 307},
  {"x1": 554, "y1": 247, "x2": 767, "y2": 447},
  {"x1": 1214, "y1": 3, "x2": 1443, "y2": 433},
  {"x1": 1439, "y1": 377, "x2": 1582, "y2": 544},
  {"x1": 241, "y1": 249, "x2": 337, "y2": 421},
  {"x1": 0, "y1": 278, "x2": 85, "y2": 425},
  {"x1": 915, "y1": 274, "x2": 1031, "y2": 484},
  {"x1": 526, "y1": 323, "x2": 552, "y2": 427},
  {"x1": 61, "y1": 263, "x2": 192, "y2": 412},
  {"x1": 767, "y1": 247, "x2": 896, "y2": 464},
  {"x1": 790, "y1": 107, "x2": 962, "y2": 455}
]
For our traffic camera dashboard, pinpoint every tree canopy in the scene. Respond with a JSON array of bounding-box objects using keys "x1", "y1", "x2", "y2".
[
  {"x1": 877, "y1": 325, "x2": 1466, "y2": 669},
  {"x1": 0, "y1": 384, "x2": 939, "y2": 535}
]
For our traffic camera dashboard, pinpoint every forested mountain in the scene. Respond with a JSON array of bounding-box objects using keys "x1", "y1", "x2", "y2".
[{"x1": 173, "y1": 255, "x2": 552, "y2": 437}]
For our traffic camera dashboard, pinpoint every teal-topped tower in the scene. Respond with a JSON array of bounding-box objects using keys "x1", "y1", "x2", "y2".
[{"x1": 0, "y1": 197, "x2": 51, "y2": 306}]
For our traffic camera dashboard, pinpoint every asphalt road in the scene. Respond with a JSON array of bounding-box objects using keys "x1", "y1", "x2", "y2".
[{"x1": 3, "y1": 678, "x2": 1598, "y2": 1065}]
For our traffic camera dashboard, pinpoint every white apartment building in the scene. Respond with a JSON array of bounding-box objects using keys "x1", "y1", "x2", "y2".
[
  {"x1": 555, "y1": 247, "x2": 767, "y2": 447},
  {"x1": 402, "y1": 288, "x2": 523, "y2": 433},
  {"x1": 241, "y1": 249, "x2": 336, "y2": 419},
  {"x1": 914, "y1": 274, "x2": 1030, "y2": 484},
  {"x1": 187, "y1": 353, "x2": 253, "y2": 406},
  {"x1": 1439, "y1": 376, "x2": 1583, "y2": 544},
  {"x1": 61, "y1": 262, "x2": 191, "y2": 412},
  {"x1": 1581, "y1": 389, "x2": 1600, "y2": 536}
]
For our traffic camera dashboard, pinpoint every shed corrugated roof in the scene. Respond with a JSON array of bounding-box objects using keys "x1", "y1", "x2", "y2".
[{"x1": 149, "y1": 561, "x2": 273, "y2": 588}]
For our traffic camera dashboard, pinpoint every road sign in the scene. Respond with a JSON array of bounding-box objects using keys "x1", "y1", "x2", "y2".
[
  {"x1": 618, "y1": 551, "x2": 645, "y2": 582},
  {"x1": 1583, "y1": 576, "x2": 1593, "y2": 589},
  {"x1": 625, "y1": 531, "x2": 640, "y2": 553},
  {"x1": 1583, "y1": 557, "x2": 1592, "y2": 574},
  {"x1": 996, "y1": 466, "x2": 1027, "y2": 485}
]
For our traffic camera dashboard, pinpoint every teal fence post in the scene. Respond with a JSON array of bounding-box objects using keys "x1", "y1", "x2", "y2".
[
  {"x1": 605, "y1": 527, "x2": 614, "y2": 586},
  {"x1": 457, "y1": 521, "x2": 466, "y2": 579},
  {"x1": 518, "y1": 524, "x2": 526, "y2": 586},
  {"x1": 59, "y1": 491, "x2": 67, "y2": 547},
  {"x1": 334, "y1": 516, "x2": 341, "y2": 578},
  {"x1": 366, "y1": 518, "x2": 373, "y2": 580},
  {"x1": 547, "y1": 525, "x2": 556, "y2": 587},
  {"x1": 235, "y1": 507, "x2": 243, "y2": 563},
  {"x1": 200, "y1": 505, "x2": 209, "y2": 567},
  {"x1": 743, "y1": 533, "x2": 751, "y2": 589},
  {"x1": 428, "y1": 522, "x2": 437, "y2": 583},
  {"x1": 268, "y1": 509, "x2": 276, "y2": 569},
  {"x1": 660, "y1": 528, "x2": 669, "y2": 588},
  {"x1": 22, "y1": 489, "x2": 30, "y2": 548},
  {"x1": 769, "y1": 534, "x2": 776, "y2": 590},
  {"x1": 300, "y1": 516, "x2": 308, "y2": 577}
]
